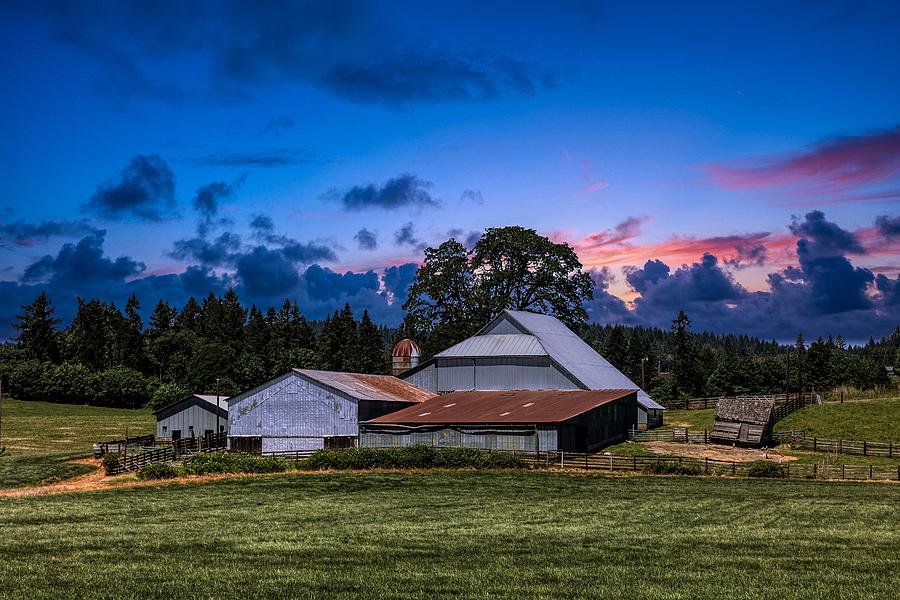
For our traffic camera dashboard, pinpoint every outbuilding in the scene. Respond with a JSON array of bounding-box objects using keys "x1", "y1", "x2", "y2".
[
  {"x1": 227, "y1": 369, "x2": 433, "y2": 454},
  {"x1": 709, "y1": 396, "x2": 776, "y2": 447},
  {"x1": 154, "y1": 394, "x2": 229, "y2": 441},
  {"x1": 360, "y1": 388, "x2": 638, "y2": 452},
  {"x1": 400, "y1": 309, "x2": 664, "y2": 429}
]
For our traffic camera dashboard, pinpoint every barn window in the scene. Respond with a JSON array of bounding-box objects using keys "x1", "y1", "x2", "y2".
[{"x1": 162, "y1": 425, "x2": 167, "y2": 432}]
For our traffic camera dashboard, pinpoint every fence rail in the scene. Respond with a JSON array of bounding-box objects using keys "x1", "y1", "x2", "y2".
[
  {"x1": 491, "y1": 448, "x2": 900, "y2": 481},
  {"x1": 95, "y1": 434, "x2": 155, "y2": 456},
  {"x1": 772, "y1": 430, "x2": 900, "y2": 458},
  {"x1": 661, "y1": 393, "x2": 813, "y2": 411},
  {"x1": 629, "y1": 427, "x2": 710, "y2": 444}
]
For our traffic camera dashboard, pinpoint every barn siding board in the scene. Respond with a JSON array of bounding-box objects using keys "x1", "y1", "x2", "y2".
[
  {"x1": 482, "y1": 317, "x2": 527, "y2": 335},
  {"x1": 360, "y1": 425, "x2": 556, "y2": 452},
  {"x1": 156, "y1": 402, "x2": 227, "y2": 438},
  {"x1": 404, "y1": 363, "x2": 437, "y2": 392},
  {"x1": 434, "y1": 357, "x2": 578, "y2": 393},
  {"x1": 437, "y1": 359, "x2": 476, "y2": 391}
]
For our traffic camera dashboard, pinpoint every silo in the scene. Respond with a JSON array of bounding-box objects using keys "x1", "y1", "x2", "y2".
[{"x1": 391, "y1": 339, "x2": 420, "y2": 376}]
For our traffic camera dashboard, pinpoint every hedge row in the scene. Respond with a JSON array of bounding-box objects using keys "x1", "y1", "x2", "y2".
[{"x1": 0, "y1": 359, "x2": 151, "y2": 408}]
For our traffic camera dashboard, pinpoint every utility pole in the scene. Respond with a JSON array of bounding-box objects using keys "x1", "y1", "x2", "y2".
[
  {"x1": 216, "y1": 377, "x2": 221, "y2": 448},
  {"x1": 641, "y1": 356, "x2": 647, "y2": 388},
  {"x1": 785, "y1": 346, "x2": 790, "y2": 399},
  {"x1": 0, "y1": 378, "x2": 4, "y2": 455}
]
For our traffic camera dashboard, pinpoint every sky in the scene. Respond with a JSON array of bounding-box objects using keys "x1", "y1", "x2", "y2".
[{"x1": 1, "y1": 0, "x2": 900, "y2": 342}]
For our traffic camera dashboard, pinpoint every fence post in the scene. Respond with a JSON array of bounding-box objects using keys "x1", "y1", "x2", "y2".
[
  {"x1": 786, "y1": 463, "x2": 790, "y2": 478},
  {"x1": 864, "y1": 440, "x2": 867, "y2": 456},
  {"x1": 813, "y1": 463, "x2": 817, "y2": 479},
  {"x1": 839, "y1": 439, "x2": 843, "y2": 454},
  {"x1": 704, "y1": 429, "x2": 708, "y2": 444},
  {"x1": 813, "y1": 437, "x2": 817, "y2": 452},
  {"x1": 633, "y1": 455, "x2": 637, "y2": 471},
  {"x1": 891, "y1": 442, "x2": 893, "y2": 459},
  {"x1": 841, "y1": 464, "x2": 845, "y2": 479},
  {"x1": 732, "y1": 461, "x2": 736, "y2": 476},
  {"x1": 705, "y1": 457, "x2": 708, "y2": 474},
  {"x1": 869, "y1": 466, "x2": 873, "y2": 480}
]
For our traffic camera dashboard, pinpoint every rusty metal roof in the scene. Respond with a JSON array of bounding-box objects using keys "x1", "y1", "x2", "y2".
[
  {"x1": 293, "y1": 369, "x2": 434, "y2": 403},
  {"x1": 367, "y1": 389, "x2": 636, "y2": 424}
]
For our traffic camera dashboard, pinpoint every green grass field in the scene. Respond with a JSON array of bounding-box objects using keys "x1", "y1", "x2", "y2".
[
  {"x1": 0, "y1": 398, "x2": 153, "y2": 488},
  {"x1": 1, "y1": 398, "x2": 154, "y2": 454},
  {"x1": 0, "y1": 472, "x2": 898, "y2": 599},
  {"x1": 663, "y1": 408, "x2": 715, "y2": 430},
  {"x1": 775, "y1": 399, "x2": 900, "y2": 442}
]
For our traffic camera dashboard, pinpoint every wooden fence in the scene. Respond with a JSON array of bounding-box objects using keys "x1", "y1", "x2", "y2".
[
  {"x1": 500, "y1": 449, "x2": 900, "y2": 481},
  {"x1": 107, "y1": 432, "x2": 228, "y2": 474},
  {"x1": 773, "y1": 430, "x2": 900, "y2": 458},
  {"x1": 95, "y1": 434, "x2": 155, "y2": 455},
  {"x1": 661, "y1": 393, "x2": 816, "y2": 412},
  {"x1": 630, "y1": 427, "x2": 710, "y2": 444}
]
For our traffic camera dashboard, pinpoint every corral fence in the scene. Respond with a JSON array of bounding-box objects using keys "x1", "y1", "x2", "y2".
[
  {"x1": 485, "y1": 449, "x2": 900, "y2": 482},
  {"x1": 662, "y1": 393, "x2": 815, "y2": 412},
  {"x1": 773, "y1": 430, "x2": 900, "y2": 458},
  {"x1": 94, "y1": 434, "x2": 155, "y2": 456},
  {"x1": 630, "y1": 427, "x2": 710, "y2": 444},
  {"x1": 105, "y1": 432, "x2": 228, "y2": 474}
]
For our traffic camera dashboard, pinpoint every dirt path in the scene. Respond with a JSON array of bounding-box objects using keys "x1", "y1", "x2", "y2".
[{"x1": 643, "y1": 441, "x2": 799, "y2": 462}]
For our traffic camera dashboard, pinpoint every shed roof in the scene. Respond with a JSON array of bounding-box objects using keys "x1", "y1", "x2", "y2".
[
  {"x1": 435, "y1": 333, "x2": 545, "y2": 358},
  {"x1": 480, "y1": 310, "x2": 664, "y2": 410},
  {"x1": 713, "y1": 396, "x2": 776, "y2": 426},
  {"x1": 367, "y1": 389, "x2": 636, "y2": 424},
  {"x1": 153, "y1": 394, "x2": 229, "y2": 417},
  {"x1": 293, "y1": 369, "x2": 433, "y2": 403}
]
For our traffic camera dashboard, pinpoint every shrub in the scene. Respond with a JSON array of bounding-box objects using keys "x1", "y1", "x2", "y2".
[
  {"x1": 643, "y1": 459, "x2": 702, "y2": 476},
  {"x1": 94, "y1": 367, "x2": 149, "y2": 408},
  {"x1": 7, "y1": 359, "x2": 51, "y2": 402},
  {"x1": 137, "y1": 463, "x2": 179, "y2": 480},
  {"x1": 148, "y1": 382, "x2": 190, "y2": 411},
  {"x1": 46, "y1": 362, "x2": 97, "y2": 405},
  {"x1": 747, "y1": 460, "x2": 787, "y2": 478},
  {"x1": 179, "y1": 453, "x2": 291, "y2": 475},
  {"x1": 298, "y1": 445, "x2": 528, "y2": 471},
  {"x1": 101, "y1": 453, "x2": 121, "y2": 476}
]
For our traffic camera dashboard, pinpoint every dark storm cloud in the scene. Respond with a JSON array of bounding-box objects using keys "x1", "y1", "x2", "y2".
[
  {"x1": 393, "y1": 222, "x2": 425, "y2": 250},
  {"x1": 0, "y1": 219, "x2": 99, "y2": 247},
  {"x1": 235, "y1": 246, "x2": 302, "y2": 297},
  {"x1": 193, "y1": 179, "x2": 242, "y2": 235},
  {"x1": 170, "y1": 232, "x2": 242, "y2": 267},
  {"x1": 332, "y1": 174, "x2": 438, "y2": 211},
  {"x1": 624, "y1": 259, "x2": 670, "y2": 294},
  {"x1": 584, "y1": 267, "x2": 631, "y2": 322},
  {"x1": 354, "y1": 228, "x2": 378, "y2": 250},
  {"x1": 382, "y1": 262, "x2": 418, "y2": 304},
  {"x1": 875, "y1": 214, "x2": 900, "y2": 238},
  {"x1": 21, "y1": 231, "x2": 145, "y2": 286},
  {"x1": 789, "y1": 210, "x2": 865, "y2": 258},
  {"x1": 28, "y1": 0, "x2": 550, "y2": 108},
  {"x1": 248, "y1": 214, "x2": 275, "y2": 235},
  {"x1": 84, "y1": 154, "x2": 177, "y2": 221}
]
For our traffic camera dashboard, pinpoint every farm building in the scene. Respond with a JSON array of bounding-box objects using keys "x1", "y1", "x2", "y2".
[
  {"x1": 154, "y1": 394, "x2": 229, "y2": 441},
  {"x1": 361, "y1": 389, "x2": 638, "y2": 452},
  {"x1": 399, "y1": 309, "x2": 664, "y2": 429},
  {"x1": 709, "y1": 396, "x2": 776, "y2": 446},
  {"x1": 227, "y1": 369, "x2": 433, "y2": 453}
]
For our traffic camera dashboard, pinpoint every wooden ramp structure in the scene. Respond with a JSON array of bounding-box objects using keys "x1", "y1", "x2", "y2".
[{"x1": 709, "y1": 396, "x2": 776, "y2": 447}]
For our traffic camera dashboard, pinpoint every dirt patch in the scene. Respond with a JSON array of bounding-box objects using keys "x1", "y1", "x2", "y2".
[{"x1": 643, "y1": 441, "x2": 799, "y2": 463}]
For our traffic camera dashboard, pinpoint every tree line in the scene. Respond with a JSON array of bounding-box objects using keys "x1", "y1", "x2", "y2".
[
  {"x1": 2, "y1": 290, "x2": 390, "y2": 409},
  {"x1": 587, "y1": 311, "x2": 891, "y2": 403}
]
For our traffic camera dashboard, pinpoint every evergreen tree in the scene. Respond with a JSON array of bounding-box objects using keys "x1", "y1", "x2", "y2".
[
  {"x1": 625, "y1": 328, "x2": 656, "y2": 387},
  {"x1": 148, "y1": 299, "x2": 176, "y2": 335},
  {"x1": 15, "y1": 292, "x2": 62, "y2": 363},
  {"x1": 355, "y1": 309, "x2": 386, "y2": 374},
  {"x1": 65, "y1": 299, "x2": 111, "y2": 370},
  {"x1": 671, "y1": 310, "x2": 702, "y2": 396},
  {"x1": 121, "y1": 294, "x2": 145, "y2": 369},
  {"x1": 245, "y1": 305, "x2": 271, "y2": 360},
  {"x1": 601, "y1": 326, "x2": 628, "y2": 372},
  {"x1": 795, "y1": 333, "x2": 805, "y2": 394},
  {"x1": 177, "y1": 297, "x2": 202, "y2": 331}
]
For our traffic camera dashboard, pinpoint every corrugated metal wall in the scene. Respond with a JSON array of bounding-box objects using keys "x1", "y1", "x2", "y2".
[
  {"x1": 157, "y1": 404, "x2": 227, "y2": 438},
  {"x1": 360, "y1": 424, "x2": 557, "y2": 451},
  {"x1": 434, "y1": 357, "x2": 578, "y2": 392},
  {"x1": 404, "y1": 363, "x2": 437, "y2": 391},
  {"x1": 229, "y1": 373, "x2": 359, "y2": 451}
]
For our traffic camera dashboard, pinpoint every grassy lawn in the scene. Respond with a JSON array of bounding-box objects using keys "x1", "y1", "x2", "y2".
[
  {"x1": 1, "y1": 472, "x2": 898, "y2": 599},
  {"x1": 663, "y1": 408, "x2": 714, "y2": 430},
  {"x1": 775, "y1": 399, "x2": 900, "y2": 442},
  {"x1": 1, "y1": 398, "x2": 154, "y2": 455},
  {"x1": 0, "y1": 452, "x2": 95, "y2": 489}
]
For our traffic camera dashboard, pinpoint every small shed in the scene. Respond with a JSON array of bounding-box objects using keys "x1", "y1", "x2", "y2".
[
  {"x1": 360, "y1": 389, "x2": 638, "y2": 453},
  {"x1": 227, "y1": 369, "x2": 433, "y2": 454},
  {"x1": 154, "y1": 394, "x2": 230, "y2": 441},
  {"x1": 709, "y1": 396, "x2": 776, "y2": 446}
]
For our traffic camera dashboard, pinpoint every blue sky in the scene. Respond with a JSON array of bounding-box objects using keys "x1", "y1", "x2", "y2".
[{"x1": 1, "y1": 1, "x2": 900, "y2": 341}]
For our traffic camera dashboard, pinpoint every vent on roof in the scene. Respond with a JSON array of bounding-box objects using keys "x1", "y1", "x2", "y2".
[
  {"x1": 499, "y1": 411, "x2": 511, "y2": 416},
  {"x1": 444, "y1": 402, "x2": 456, "y2": 407},
  {"x1": 419, "y1": 412, "x2": 431, "y2": 416},
  {"x1": 522, "y1": 402, "x2": 535, "y2": 407}
]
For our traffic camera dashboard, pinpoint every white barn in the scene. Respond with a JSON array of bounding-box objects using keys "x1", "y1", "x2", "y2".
[
  {"x1": 154, "y1": 394, "x2": 229, "y2": 441},
  {"x1": 227, "y1": 369, "x2": 433, "y2": 454},
  {"x1": 400, "y1": 309, "x2": 664, "y2": 429}
]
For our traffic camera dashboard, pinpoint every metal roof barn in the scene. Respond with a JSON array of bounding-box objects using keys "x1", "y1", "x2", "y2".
[
  {"x1": 227, "y1": 370, "x2": 433, "y2": 454},
  {"x1": 361, "y1": 389, "x2": 639, "y2": 453},
  {"x1": 400, "y1": 309, "x2": 663, "y2": 428},
  {"x1": 155, "y1": 394, "x2": 229, "y2": 441}
]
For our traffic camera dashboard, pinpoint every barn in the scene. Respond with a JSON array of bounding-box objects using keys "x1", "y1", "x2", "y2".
[
  {"x1": 154, "y1": 394, "x2": 229, "y2": 441},
  {"x1": 709, "y1": 396, "x2": 776, "y2": 447},
  {"x1": 360, "y1": 389, "x2": 638, "y2": 452},
  {"x1": 399, "y1": 309, "x2": 664, "y2": 429},
  {"x1": 227, "y1": 369, "x2": 433, "y2": 454}
]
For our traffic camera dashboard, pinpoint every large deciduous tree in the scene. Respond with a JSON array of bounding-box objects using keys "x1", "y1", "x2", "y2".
[{"x1": 402, "y1": 226, "x2": 594, "y2": 356}]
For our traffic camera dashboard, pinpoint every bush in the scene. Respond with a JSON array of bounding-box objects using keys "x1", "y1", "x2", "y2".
[
  {"x1": 137, "y1": 463, "x2": 179, "y2": 480},
  {"x1": 101, "y1": 453, "x2": 121, "y2": 476},
  {"x1": 148, "y1": 382, "x2": 190, "y2": 411},
  {"x1": 642, "y1": 459, "x2": 702, "y2": 476},
  {"x1": 94, "y1": 367, "x2": 149, "y2": 408},
  {"x1": 298, "y1": 445, "x2": 529, "y2": 471},
  {"x1": 46, "y1": 362, "x2": 97, "y2": 405},
  {"x1": 179, "y1": 453, "x2": 291, "y2": 475},
  {"x1": 747, "y1": 460, "x2": 787, "y2": 478},
  {"x1": 7, "y1": 359, "x2": 51, "y2": 402}
]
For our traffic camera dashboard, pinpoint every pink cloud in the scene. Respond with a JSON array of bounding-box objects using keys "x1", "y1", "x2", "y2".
[
  {"x1": 582, "y1": 180, "x2": 609, "y2": 193},
  {"x1": 704, "y1": 125, "x2": 900, "y2": 203}
]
